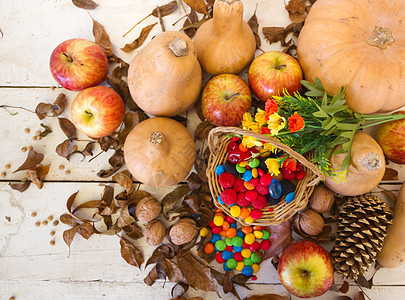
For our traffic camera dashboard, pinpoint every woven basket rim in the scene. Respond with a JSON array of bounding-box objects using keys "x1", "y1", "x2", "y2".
[{"x1": 206, "y1": 126, "x2": 324, "y2": 226}]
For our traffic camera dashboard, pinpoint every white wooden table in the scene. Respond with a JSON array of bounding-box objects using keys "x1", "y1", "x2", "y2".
[{"x1": 1, "y1": 1, "x2": 404, "y2": 299}]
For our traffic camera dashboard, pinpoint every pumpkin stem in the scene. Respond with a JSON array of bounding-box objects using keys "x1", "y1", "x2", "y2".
[
  {"x1": 169, "y1": 37, "x2": 188, "y2": 57},
  {"x1": 362, "y1": 152, "x2": 382, "y2": 171},
  {"x1": 366, "y1": 26, "x2": 395, "y2": 50},
  {"x1": 150, "y1": 131, "x2": 164, "y2": 145}
]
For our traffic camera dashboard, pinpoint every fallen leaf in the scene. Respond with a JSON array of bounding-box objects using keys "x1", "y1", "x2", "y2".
[
  {"x1": 72, "y1": 200, "x2": 102, "y2": 215},
  {"x1": 77, "y1": 222, "x2": 95, "y2": 239},
  {"x1": 35, "y1": 93, "x2": 66, "y2": 120},
  {"x1": 262, "y1": 220, "x2": 293, "y2": 261},
  {"x1": 144, "y1": 262, "x2": 167, "y2": 286},
  {"x1": 288, "y1": 11, "x2": 307, "y2": 23},
  {"x1": 82, "y1": 141, "x2": 95, "y2": 156},
  {"x1": 116, "y1": 190, "x2": 152, "y2": 208},
  {"x1": 145, "y1": 244, "x2": 176, "y2": 268},
  {"x1": 117, "y1": 200, "x2": 136, "y2": 228},
  {"x1": 118, "y1": 112, "x2": 143, "y2": 145},
  {"x1": 56, "y1": 139, "x2": 71, "y2": 158},
  {"x1": 194, "y1": 121, "x2": 215, "y2": 141},
  {"x1": 382, "y1": 167, "x2": 399, "y2": 181},
  {"x1": 285, "y1": 0, "x2": 306, "y2": 14},
  {"x1": 339, "y1": 281, "x2": 350, "y2": 294},
  {"x1": 183, "y1": 0, "x2": 208, "y2": 14},
  {"x1": 122, "y1": 222, "x2": 143, "y2": 240},
  {"x1": 171, "y1": 282, "x2": 189, "y2": 299},
  {"x1": 112, "y1": 61, "x2": 129, "y2": 78},
  {"x1": 72, "y1": 0, "x2": 98, "y2": 10},
  {"x1": 262, "y1": 27, "x2": 284, "y2": 44},
  {"x1": 248, "y1": 4, "x2": 261, "y2": 48},
  {"x1": 39, "y1": 123, "x2": 52, "y2": 137},
  {"x1": 106, "y1": 75, "x2": 141, "y2": 112},
  {"x1": 26, "y1": 165, "x2": 50, "y2": 189},
  {"x1": 151, "y1": 1, "x2": 178, "y2": 17},
  {"x1": 63, "y1": 226, "x2": 79, "y2": 256},
  {"x1": 58, "y1": 117, "x2": 76, "y2": 138},
  {"x1": 60, "y1": 213, "x2": 80, "y2": 227},
  {"x1": 91, "y1": 18, "x2": 113, "y2": 57},
  {"x1": 13, "y1": 150, "x2": 44, "y2": 173},
  {"x1": 354, "y1": 291, "x2": 366, "y2": 300},
  {"x1": 183, "y1": 192, "x2": 201, "y2": 212},
  {"x1": 8, "y1": 181, "x2": 30, "y2": 193},
  {"x1": 356, "y1": 274, "x2": 373, "y2": 289},
  {"x1": 183, "y1": 10, "x2": 199, "y2": 38},
  {"x1": 246, "y1": 294, "x2": 288, "y2": 300},
  {"x1": 162, "y1": 185, "x2": 191, "y2": 218},
  {"x1": 186, "y1": 173, "x2": 202, "y2": 191},
  {"x1": 338, "y1": 297, "x2": 352, "y2": 300},
  {"x1": 121, "y1": 22, "x2": 157, "y2": 53},
  {"x1": 113, "y1": 171, "x2": 135, "y2": 195},
  {"x1": 120, "y1": 236, "x2": 144, "y2": 269},
  {"x1": 98, "y1": 136, "x2": 118, "y2": 152}
]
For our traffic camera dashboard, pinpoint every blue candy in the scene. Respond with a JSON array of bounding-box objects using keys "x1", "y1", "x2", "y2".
[
  {"x1": 243, "y1": 169, "x2": 253, "y2": 182},
  {"x1": 222, "y1": 250, "x2": 233, "y2": 261},
  {"x1": 223, "y1": 264, "x2": 232, "y2": 272},
  {"x1": 269, "y1": 179, "x2": 282, "y2": 199},
  {"x1": 210, "y1": 234, "x2": 221, "y2": 244},
  {"x1": 242, "y1": 266, "x2": 253, "y2": 276},
  {"x1": 218, "y1": 195, "x2": 224, "y2": 205},
  {"x1": 230, "y1": 223, "x2": 237, "y2": 229},
  {"x1": 233, "y1": 246, "x2": 243, "y2": 252},
  {"x1": 286, "y1": 192, "x2": 296, "y2": 203},
  {"x1": 215, "y1": 165, "x2": 225, "y2": 176},
  {"x1": 236, "y1": 231, "x2": 245, "y2": 238}
]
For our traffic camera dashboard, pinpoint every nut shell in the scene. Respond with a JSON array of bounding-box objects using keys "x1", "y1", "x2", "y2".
[
  {"x1": 144, "y1": 219, "x2": 166, "y2": 246},
  {"x1": 299, "y1": 209, "x2": 324, "y2": 236},
  {"x1": 169, "y1": 218, "x2": 198, "y2": 245},
  {"x1": 309, "y1": 184, "x2": 335, "y2": 213},
  {"x1": 135, "y1": 196, "x2": 161, "y2": 223}
]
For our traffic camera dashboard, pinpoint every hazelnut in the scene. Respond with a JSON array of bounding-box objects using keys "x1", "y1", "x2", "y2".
[
  {"x1": 298, "y1": 209, "x2": 324, "y2": 236},
  {"x1": 169, "y1": 218, "x2": 198, "y2": 245},
  {"x1": 144, "y1": 219, "x2": 166, "y2": 246},
  {"x1": 309, "y1": 184, "x2": 335, "y2": 213},
  {"x1": 135, "y1": 196, "x2": 161, "y2": 223}
]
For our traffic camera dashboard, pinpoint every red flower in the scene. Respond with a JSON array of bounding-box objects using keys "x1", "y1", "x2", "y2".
[
  {"x1": 282, "y1": 156, "x2": 297, "y2": 172},
  {"x1": 288, "y1": 112, "x2": 305, "y2": 133},
  {"x1": 265, "y1": 99, "x2": 278, "y2": 115},
  {"x1": 260, "y1": 127, "x2": 270, "y2": 134}
]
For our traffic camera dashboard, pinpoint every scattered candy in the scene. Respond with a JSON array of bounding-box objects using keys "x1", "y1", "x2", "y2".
[
  {"x1": 200, "y1": 227, "x2": 209, "y2": 237},
  {"x1": 204, "y1": 243, "x2": 215, "y2": 254},
  {"x1": 215, "y1": 165, "x2": 225, "y2": 176},
  {"x1": 230, "y1": 205, "x2": 241, "y2": 218},
  {"x1": 269, "y1": 179, "x2": 282, "y2": 199},
  {"x1": 215, "y1": 240, "x2": 226, "y2": 252},
  {"x1": 286, "y1": 192, "x2": 296, "y2": 203},
  {"x1": 250, "y1": 209, "x2": 262, "y2": 220},
  {"x1": 218, "y1": 172, "x2": 236, "y2": 189},
  {"x1": 242, "y1": 265, "x2": 253, "y2": 276}
]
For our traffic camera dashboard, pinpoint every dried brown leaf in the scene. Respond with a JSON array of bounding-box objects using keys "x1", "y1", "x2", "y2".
[
  {"x1": 13, "y1": 150, "x2": 44, "y2": 173},
  {"x1": 82, "y1": 142, "x2": 95, "y2": 156},
  {"x1": 186, "y1": 173, "x2": 202, "y2": 191},
  {"x1": 97, "y1": 166, "x2": 122, "y2": 178},
  {"x1": 112, "y1": 61, "x2": 129, "y2": 78},
  {"x1": 72, "y1": 0, "x2": 98, "y2": 10},
  {"x1": 171, "y1": 282, "x2": 189, "y2": 299},
  {"x1": 26, "y1": 165, "x2": 50, "y2": 189},
  {"x1": 248, "y1": 4, "x2": 261, "y2": 48},
  {"x1": 151, "y1": 1, "x2": 178, "y2": 17},
  {"x1": 339, "y1": 281, "x2": 350, "y2": 294},
  {"x1": 288, "y1": 11, "x2": 307, "y2": 23},
  {"x1": 58, "y1": 118, "x2": 76, "y2": 138},
  {"x1": 262, "y1": 27, "x2": 284, "y2": 44},
  {"x1": 246, "y1": 294, "x2": 288, "y2": 300},
  {"x1": 35, "y1": 93, "x2": 66, "y2": 120},
  {"x1": 144, "y1": 262, "x2": 167, "y2": 286},
  {"x1": 356, "y1": 274, "x2": 373, "y2": 289},
  {"x1": 145, "y1": 244, "x2": 176, "y2": 268},
  {"x1": 183, "y1": 193, "x2": 201, "y2": 212},
  {"x1": 183, "y1": 0, "x2": 208, "y2": 14},
  {"x1": 285, "y1": 0, "x2": 306, "y2": 14},
  {"x1": 9, "y1": 181, "x2": 30, "y2": 193},
  {"x1": 194, "y1": 121, "x2": 215, "y2": 141},
  {"x1": 106, "y1": 75, "x2": 141, "y2": 112},
  {"x1": 162, "y1": 185, "x2": 191, "y2": 218},
  {"x1": 77, "y1": 222, "x2": 95, "y2": 239},
  {"x1": 194, "y1": 95, "x2": 204, "y2": 121},
  {"x1": 122, "y1": 222, "x2": 143, "y2": 240},
  {"x1": 72, "y1": 200, "x2": 102, "y2": 215},
  {"x1": 63, "y1": 226, "x2": 79, "y2": 256},
  {"x1": 180, "y1": 18, "x2": 209, "y2": 32},
  {"x1": 338, "y1": 297, "x2": 352, "y2": 300},
  {"x1": 92, "y1": 18, "x2": 113, "y2": 57},
  {"x1": 118, "y1": 112, "x2": 142, "y2": 145},
  {"x1": 183, "y1": 10, "x2": 199, "y2": 38},
  {"x1": 120, "y1": 236, "x2": 144, "y2": 269},
  {"x1": 60, "y1": 213, "x2": 80, "y2": 227},
  {"x1": 262, "y1": 220, "x2": 293, "y2": 261},
  {"x1": 121, "y1": 22, "x2": 157, "y2": 53},
  {"x1": 117, "y1": 201, "x2": 136, "y2": 228},
  {"x1": 382, "y1": 167, "x2": 399, "y2": 181},
  {"x1": 40, "y1": 123, "x2": 52, "y2": 137},
  {"x1": 113, "y1": 171, "x2": 135, "y2": 195},
  {"x1": 56, "y1": 139, "x2": 71, "y2": 159},
  {"x1": 163, "y1": 257, "x2": 188, "y2": 283},
  {"x1": 354, "y1": 291, "x2": 366, "y2": 300}
]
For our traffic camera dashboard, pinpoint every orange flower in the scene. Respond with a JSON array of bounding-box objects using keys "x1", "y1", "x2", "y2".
[
  {"x1": 282, "y1": 156, "x2": 297, "y2": 172},
  {"x1": 265, "y1": 99, "x2": 278, "y2": 115},
  {"x1": 288, "y1": 112, "x2": 305, "y2": 133}
]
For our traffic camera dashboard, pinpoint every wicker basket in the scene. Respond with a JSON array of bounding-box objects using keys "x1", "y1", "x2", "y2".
[{"x1": 207, "y1": 126, "x2": 325, "y2": 226}]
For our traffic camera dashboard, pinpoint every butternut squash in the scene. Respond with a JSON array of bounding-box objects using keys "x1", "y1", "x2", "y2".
[{"x1": 377, "y1": 181, "x2": 405, "y2": 268}]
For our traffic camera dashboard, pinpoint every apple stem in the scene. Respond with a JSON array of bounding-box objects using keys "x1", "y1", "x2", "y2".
[
  {"x1": 275, "y1": 64, "x2": 286, "y2": 70},
  {"x1": 84, "y1": 110, "x2": 93, "y2": 118},
  {"x1": 225, "y1": 92, "x2": 240, "y2": 100}
]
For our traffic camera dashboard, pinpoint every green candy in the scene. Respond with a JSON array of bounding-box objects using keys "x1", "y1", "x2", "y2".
[
  {"x1": 261, "y1": 229, "x2": 270, "y2": 240},
  {"x1": 249, "y1": 158, "x2": 260, "y2": 168},
  {"x1": 251, "y1": 252, "x2": 262, "y2": 263},
  {"x1": 236, "y1": 164, "x2": 246, "y2": 173},
  {"x1": 225, "y1": 237, "x2": 233, "y2": 247},
  {"x1": 215, "y1": 240, "x2": 226, "y2": 252},
  {"x1": 243, "y1": 257, "x2": 253, "y2": 266},
  {"x1": 232, "y1": 236, "x2": 243, "y2": 247},
  {"x1": 226, "y1": 258, "x2": 238, "y2": 269}
]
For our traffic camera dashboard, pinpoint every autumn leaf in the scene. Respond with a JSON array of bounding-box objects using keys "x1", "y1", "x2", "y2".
[
  {"x1": 246, "y1": 294, "x2": 289, "y2": 300},
  {"x1": 58, "y1": 117, "x2": 76, "y2": 138},
  {"x1": 39, "y1": 123, "x2": 52, "y2": 137},
  {"x1": 113, "y1": 171, "x2": 135, "y2": 195},
  {"x1": 77, "y1": 222, "x2": 95, "y2": 239},
  {"x1": 26, "y1": 165, "x2": 50, "y2": 189},
  {"x1": 72, "y1": 0, "x2": 98, "y2": 10},
  {"x1": 183, "y1": 0, "x2": 208, "y2": 14},
  {"x1": 63, "y1": 226, "x2": 79, "y2": 257},
  {"x1": 382, "y1": 167, "x2": 399, "y2": 181},
  {"x1": 91, "y1": 17, "x2": 113, "y2": 57},
  {"x1": 82, "y1": 141, "x2": 95, "y2": 156},
  {"x1": 151, "y1": 1, "x2": 178, "y2": 17},
  {"x1": 162, "y1": 185, "x2": 191, "y2": 218},
  {"x1": 248, "y1": 4, "x2": 261, "y2": 48},
  {"x1": 13, "y1": 150, "x2": 44, "y2": 173},
  {"x1": 262, "y1": 27, "x2": 285, "y2": 44},
  {"x1": 118, "y1": 112, "x2": 144, "y2": 145},
  {"x1": 122, "y1": 222, "x2": 143, "y2": 240},
  {"x1": 55, "y1": 139, "x2": 70, "y2": 158},
  {"x1": 8, "y1": 181, "x2": 30, "y2": 193},
  {"x1": 35, "y1": 93, "x2": 66, "y2": 120},
  {"x1": 145, "y1": 244, "x2": 176, "y2": 268},
  {"x1": 285, "y1": 0, "x2": 306, "y2": 14},
  {"x1": 121, "y1": 23, "x2": 157, "y2": 53},
  {"x1": 106, "y1": 75, "x2": 141, "y2": 112},
  {"x1": 60, "y1": 213, "x2": 80, "y2": 227},
  {"x1": 183, "y1": 10, "x2": 199, "y2": 38},
  {"x1": 186, "y1": 173, "x2": 202, "y2": 191},
  {"x1": 120, "y1": 236, "x2": 144, "y2": 269},
  {"x1": 194, "y1": 121, "x2": 215, "y2": 141},
  {"x1": 262, "y1": 220, "x2": 293, "y2": 261}
]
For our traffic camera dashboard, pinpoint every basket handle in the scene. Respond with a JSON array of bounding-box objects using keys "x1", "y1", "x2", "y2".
[{"x1": 208, "y1": 126, "x2": 325, "y2": 181}]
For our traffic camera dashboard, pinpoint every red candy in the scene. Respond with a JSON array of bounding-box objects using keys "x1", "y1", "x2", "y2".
[
  {"x1": 280, "y1": 167, "x2": 295, "y2": 181},
  {"x1": 260, "y1": 239, "x2": 271, "y2": 250},
  {"x1": 296, "y1": 170, "x2": 306, "y2": 180},
  {"x1": 242, "y1": 241, "x2": 250, "y2": 249},
  {"x1": 218, "y1": 172, "x2": 236, "y2": 189},
  {"x1": 248, "y1": 177, "x2": 260, "y2": 187},
  {"x1": 228, "y1": 150, "x2": 244, "y2": 164},
  {"x1": 212, "y1": 226, "x2": 222, "y2": 234},
  {"x1": 233, "y1": 178, "x2": 248, "y2": 193},
  {"x1": 227, "y1": 141, "x2": 239, "y2": 153},
  {"x1": 234, "y1": 252, "x2": 244, "y2": 262},
  {"x1": 252, "y1": 276, "x2": 258, "y2": 281},
  {"x1": 250, "y1": 241, "x2": 261, "y2": 252},
  {"x1": 216, "y1": 252, "x2": 227, "y2": 263},
  {"x1": 231, "y1": 136, "x2": 240, "y2": 142},
  {"x1": 255, "y1": 183, "x2": 269, "y2": 195},
  {"x1": 225, "y1": 245, "x2": 233, "y2": 252},
  {"x1": 221, "y1": 189, "x2": 237, "y2": 205},
  {"x1": 260, "y1": 174, "x2": 272, "y2": 186},
  {"x1": 250, "y1": 209, "x2": 263, "y2": 220},
  {"x1": 245, "y1": 190, "x2": 258, "y2": 202},
  {"x1": 225, "y1": 215, "x2": 235, "y2": 224},
  {"x1": 257, "y1": 168, "x2": 265, "y2": 177},
  {"x1": 252, "y1": 194, "x2": 267, "y2": 209},
  {"x1": 237, "y1": 192, "x2": 250, "y2": 207},
  {"x1": 208, "y1": 221, "x2": 216, "y2": 228}
]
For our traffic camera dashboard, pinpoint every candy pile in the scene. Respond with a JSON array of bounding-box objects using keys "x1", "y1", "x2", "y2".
[
  {"x1": 200, "y1": 209, "x2": 271, "y2": 277},
  {"x1": 215, "y1": 137, "x2": 306, "y2": 222}
]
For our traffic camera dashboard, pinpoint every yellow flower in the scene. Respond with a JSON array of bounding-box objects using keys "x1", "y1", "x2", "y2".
[
  {"x1": 254, "y1": 108, "x2": 268, "y2": 127},
  {"x1": 267, "y1": 113, "x2": 286, "y2": 135},
  {"x1": 265, "y1": 158, "x2": 281, "y2": 176},
  {"x1": 263, "y1": 142, "x2": 277, "y2": 154},
  {"x1": 242, "y1": 112, "x2": 260, "y2": 133},
  {"x1": 242, "y1": 136, "x2": 262, "y2": 148}
]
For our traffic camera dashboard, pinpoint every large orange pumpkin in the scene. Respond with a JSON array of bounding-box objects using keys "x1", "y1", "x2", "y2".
[{"x1": 297, "y1": 0, "x2": 405, "y2": 114}]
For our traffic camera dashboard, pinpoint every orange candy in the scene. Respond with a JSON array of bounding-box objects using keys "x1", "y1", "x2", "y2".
[
  {"x1": 226, "y1": 227, "x2": 237, "y2": 239},
  {"x1": 239, "y1": 143, "x2": 249, "y2": 152},
  {"x1": 220, "y1": 230, "x2": 228, "y2": 237},
  {"x1": 204, "y1": 242, "x2": 215, "y2": 254},
  {"x1": 253, "y1": 225, "x2": 262, "y2": 231},
  {"x1": 216, "y1": 208, "x2": 223, "y2": 213},
  {"x1": 241, "y1": 226, "x2": 253, "y2": 234},
  {"x1": 222, "y1": 221, "x2": 230, "y2": 231},
  {"x1": 239, "y1": 207, "x2": 250, "y2": 219},
  {"x1": 244, "y1": 181, "x2": 255, "y2": 190}
]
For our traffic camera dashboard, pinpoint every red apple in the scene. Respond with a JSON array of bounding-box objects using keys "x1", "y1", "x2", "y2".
[
  {"x1": 50, "y1": 38, "x2": 108, "y2": 91},
  {"x1": 376, "y1": 111, "x2": 405, "y2": 164},
  {"x1": 278, "y1": 240, "x2": 334, "y2": 298},
  {"x1": 201, "y1": 74, "x2": 251, "y2": 126},
  {"x1": 248, "y1": 51, "x2": 303, "y2": 102},
  {"x1": 71, "y1": 86, "x2": 125, "y2": 138}
]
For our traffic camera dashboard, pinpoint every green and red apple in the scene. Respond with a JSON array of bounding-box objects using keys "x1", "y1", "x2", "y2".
[
  {"x1": 71, "y1": 86, "x2": 125, "y2": 138},
  {"x1": 278, "y1": 240, "x2": 334, "y2": 298},
  {"x1": 50, "y1": 38, "x2": 108, "y2": 91},
  {"x1": 248, "y1": 51, "x2": 303, "y2": 101},
  {"x1": 201, "y1": 74, "x2": 251, "y2": 126},
  {"x1": 376, "y1": 111, "x2": 405, "y2": 164}
]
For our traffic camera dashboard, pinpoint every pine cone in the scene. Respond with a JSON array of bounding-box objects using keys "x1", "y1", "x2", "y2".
[{"x1": 330, "y1": 194, "x2": 392, "y2": 281}]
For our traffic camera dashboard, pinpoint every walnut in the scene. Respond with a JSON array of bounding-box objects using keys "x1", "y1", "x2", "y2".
[
  {"x1": 309, "y1": 184, "x2": 335, "y2": 213},
  {"x1": 169, "y1": 218, "x2": 198, "y2": 245},
  {"x1": 298, "y1": 209, "x2": 324, "y2": 236},
  {"x1": 135, "y1": 196, "x2": 161, "y2": 223},
  {"x1": 144, "y1": 219, "x2": 166, "y2": 246}
]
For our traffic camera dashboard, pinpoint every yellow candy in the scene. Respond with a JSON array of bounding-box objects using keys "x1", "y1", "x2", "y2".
[
  {"x1": 252, "y1": 263, "x2": 260, "y2": 273},
  {"x1": 251, "y1": 168, "x2": 258, "y2": 178},
  {"x1": 259, "y1": 148, "x2": 270, "y2": 157},
  {"x1": 239, "y1": 161, "x2": 248, "y2": 167},
  {"x1": 244, "y1": 181, "x2": 255, "y2": 190},
  {"x1": 241, "y1": 249, "x2": 252, "y2": 258},
  {"x1": 253, "y1": 230, "x2": 264, "y2": 239},
  {"x1": 235, "y1": 261, "x2": 245, "y2": 271},
  {"x1": 200, "y1": 227, "x2": 209, "y2": 237},
  {"x1": 244, "y1": 233, "x2": 255, "y2": 244},
  {"x1": 230, "y1": 205, "x2": 241, "y2": 217},
  {"x1": 245, "y1": 216, "x2": 254, "y2": 224},
  {"x1": 213, "y1": 215, "x2": 224, "y2": 227}
]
